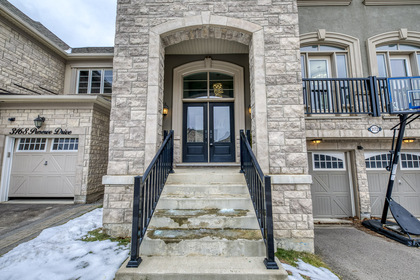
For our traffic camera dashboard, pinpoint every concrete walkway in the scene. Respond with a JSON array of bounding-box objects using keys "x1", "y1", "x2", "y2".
[
  {"x1": 0, "y1": 201, "x2": 100, "y2": 256},
  {"x1": 315, "y1": 225, "x2": 420, "y2": 280}
]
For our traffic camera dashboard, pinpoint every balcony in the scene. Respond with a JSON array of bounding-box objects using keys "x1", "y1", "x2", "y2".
[{"x1": 303, "y1": 77, "x2": 390, "y2": 116}]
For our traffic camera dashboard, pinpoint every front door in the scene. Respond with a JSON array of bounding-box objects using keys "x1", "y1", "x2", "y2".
[{"x1": 183, "y1": 102, "x2": 234, "y2": 162}]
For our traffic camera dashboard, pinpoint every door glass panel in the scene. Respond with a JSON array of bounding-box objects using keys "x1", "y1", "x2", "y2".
[
  {"x1": 390, "y1": 59, "x2": 408, "y2": 77},
  {"x1": 183, "y1": 73, "x2": 207, "y2": 99},
  {"x1": 209, "y1": 72, "x2": 234, "y2": 98},
  {"x1": 213, "y1": 106, "x2": 230, "y2": 143},
  {"x1": 309, "y1": 60, "x2": 328, "y2": 78},
  {"x1": 377, "y1": 54, "x2": 387, "y2": 77},
  {"x1": 186, "y1": 107, "x2": 204, "y2": 143},
  {"x1": 336, "y1": 55, "x2": 348, "y2": 78}
]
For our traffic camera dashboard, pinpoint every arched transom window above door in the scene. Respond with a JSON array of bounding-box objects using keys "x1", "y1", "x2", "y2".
[{"x1": 183, "y1": 72, "x2": 234, "y2": 99}]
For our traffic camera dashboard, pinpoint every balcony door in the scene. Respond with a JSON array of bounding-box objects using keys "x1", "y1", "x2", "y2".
[{"x1": 183, "y1": 102, "x2": 234, "y2": 162}]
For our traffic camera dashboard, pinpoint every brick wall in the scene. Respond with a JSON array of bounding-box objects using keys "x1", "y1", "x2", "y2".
[{"x1": 0, "y1": 17, "x2": 66, "y2": 95}]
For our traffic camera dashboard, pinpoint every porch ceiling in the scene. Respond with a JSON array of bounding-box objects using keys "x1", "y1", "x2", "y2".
[{"x1": 165, "y1": 38, "x2": 249, "y2": 55}]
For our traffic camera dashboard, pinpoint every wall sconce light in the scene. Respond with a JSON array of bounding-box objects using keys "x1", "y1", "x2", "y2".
[
  {"x1": 248, "y1": 105, "x2": 251, "y2": 114},
  {"x1": 34, "y1": 115, "x2": 45, "y2": 129},
  {"x1": 8, "y1": 117, "x2": 15, "y2": 122},
  {"x1": 312, "y1": 139, "x2": 322, "y2": 144},
  {"x1": 162, "y1": 103, "x2": 169, "y2": 116},
  {"x1": 403, "y1": 138, "x2": 415, "y2": 143}
]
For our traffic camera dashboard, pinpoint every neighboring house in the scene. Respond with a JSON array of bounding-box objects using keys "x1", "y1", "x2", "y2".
[{"x1": 1, "y1": 0, "x2": 420, "y2": 253}]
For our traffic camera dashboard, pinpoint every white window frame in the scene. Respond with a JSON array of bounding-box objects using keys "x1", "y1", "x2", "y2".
[
  {"x1": 399, "y1": 152, "x2": 420, "y2": 170},
  {"x1": 312, "y1": 152, "x2": 346, "y2": 171},
  {"x1": 16, "y1": 138, "x2": 48, "y2": 153},
  {"x1": 50, "y1": 138, "x2": 79, "y2": 152},
  {"x1": 364, "y1": 152, "x2": 392, "y2": 170},
  {"x1": 76, "y1": 69, "x2": 113, "y2": 94}
]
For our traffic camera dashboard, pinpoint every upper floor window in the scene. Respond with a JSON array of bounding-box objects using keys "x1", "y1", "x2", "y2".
[
  {"x1": 77, "y1": 69, "x2": 113, "y2": 94},
  {"x1": 300, "y1": 45, "x2": 349, "y2": 79},
  {"x1": 376, "y1": 44, "x2": 420, "y2": 77}
]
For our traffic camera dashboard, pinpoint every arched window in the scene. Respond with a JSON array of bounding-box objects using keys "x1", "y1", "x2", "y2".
[
  {"x1": 300, "y1": 31, "x2": 363, "y2": 78},
  {"x1": 376, "y1": 44, "x2": 420, "y2": 77},
  {"x1": 367, "y1": 30, "x2": 420, "y2": 77}
]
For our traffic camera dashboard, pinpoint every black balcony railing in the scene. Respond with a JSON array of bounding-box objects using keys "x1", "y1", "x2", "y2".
[
  {"x1": 126, "y1": 130, "x2": 174, "y2": 268},
  {"x1": 302, "y1": 76, "x2": 396, "y2": 116},
  {"x1": 239, "y1": 130, "x2": 278, "y2": 269}
]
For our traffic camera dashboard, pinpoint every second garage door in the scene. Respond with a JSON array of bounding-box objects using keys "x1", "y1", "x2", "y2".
[
  {"x1": 8, "y1": 137, "x2": 78, "y2": 198},
  {"x1": 366, "y1": 151, "x2": 420, "y2": 217},
  {"x1": 309, "y1": 152, "x2": 354, "y2": 218}
]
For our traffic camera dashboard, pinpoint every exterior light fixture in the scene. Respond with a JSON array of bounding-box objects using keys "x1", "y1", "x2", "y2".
[
  {"x1": 248, "y1": 105, "x2": 251, "y2": 114},
  {"x1": 34, "y1": 115, "x2": 45, "y2": 129},
  {"x1": 403, "y1": 138, "x2": 415, "y2": 143},
  {"x1": 162, "y1": 103, "x2": 169, "y2": 116},
  {"x1": 8, "y1": 117, "x2": 15, "y2": 122},
  {"x1": 312, "y1": 139, "x2": 322, "y2": 144}
]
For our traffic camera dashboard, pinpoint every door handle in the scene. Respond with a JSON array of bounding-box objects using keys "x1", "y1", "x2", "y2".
[
  {"x1": 209, "y1": 143, "x2": 214, "y2": 147},
  {"x1": 44, "y1": 161, "x2": 48, "y2": 166}
]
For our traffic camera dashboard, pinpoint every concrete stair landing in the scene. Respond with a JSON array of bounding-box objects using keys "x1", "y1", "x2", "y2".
[{"x1": 116, "y1": 167, "x2": 287, "y2": 279}]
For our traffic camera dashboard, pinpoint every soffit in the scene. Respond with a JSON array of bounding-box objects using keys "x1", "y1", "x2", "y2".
[{"x1": 165, "y1": 38, "x2": 249, "y2": 55}]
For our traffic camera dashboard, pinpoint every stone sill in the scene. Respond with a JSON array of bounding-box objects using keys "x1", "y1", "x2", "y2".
[
  {"x1": 305, "y1": 116, "x2": 363, "y2": 120},
  {"x1": 102, "y1": 175, "x2": 135, "y2": 185},
  {"x1": 270, "y1": 175, "x2": 312, "y2": 184}
]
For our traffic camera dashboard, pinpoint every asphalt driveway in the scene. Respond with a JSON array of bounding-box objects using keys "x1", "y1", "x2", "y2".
[
  {"x1": 0, "y1": 201, "x2": 100, "y2": 256},
  {"x1": 315, "y1": 225, "x2": 420, "y2": 280}
]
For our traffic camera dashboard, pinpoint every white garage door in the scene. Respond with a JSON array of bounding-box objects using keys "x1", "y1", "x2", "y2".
[
  {"x1": 366, "y1": 151, "x2": 420, "y2": 217},
  {"x1": 309, "y1": 152, "x2": 353, "y2": 218},
  {"x1": 9, "y1": 138, "x2": 78, "y2": 198}
]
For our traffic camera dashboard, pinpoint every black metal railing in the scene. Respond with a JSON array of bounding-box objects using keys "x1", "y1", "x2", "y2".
[
  {"x1": 303, "y1": 77, "x2": 377, "y2": 115},
  {"x1": 239, "y1": 130, "x2": 278, "y2": 269},
  {"x1": 127, "y1": 130, "x2": 174, "y2": 268}
]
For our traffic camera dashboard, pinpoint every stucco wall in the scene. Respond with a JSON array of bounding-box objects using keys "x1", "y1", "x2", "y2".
[
  {"x1": 298, "y1": 0, "x2": 420, "y2": 76},
  {"x1": 0, "y1": 17, "x2": 66, "y2": 95}
]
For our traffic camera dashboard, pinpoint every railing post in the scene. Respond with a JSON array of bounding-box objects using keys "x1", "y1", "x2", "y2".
[
  {"x1": 263, "y1": 176, "x2": 279, "y2": 269},
  {"x1": 127, "y1": 176, "x2": 143, "y2": 268},
  {"x1": 240, "y1": 130, "x2": 244, "y2": 173},
  {"x1": 368, "y1": 76, "x2": 380, "y2": 117},
  {"x1": 169, "y1": 130, "x2": 174, "y2": 173}
]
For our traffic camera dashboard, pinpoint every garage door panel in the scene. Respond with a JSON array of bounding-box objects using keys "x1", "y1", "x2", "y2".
[
  {"x1": 310, "y1": 152, "x2": 353, "y2": 218},
  {"x1": 313, "y1": 196, "x2": 332, "y2": 216},
  {"x1": 366, "y1": 151, "x2": 420, "y2": 217},
  {"x1": 9, "y1": 138, "x2": 78, "y2": 198}
]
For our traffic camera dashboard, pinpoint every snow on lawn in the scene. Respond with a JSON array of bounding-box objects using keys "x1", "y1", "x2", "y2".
[
  {"x1": 282, "y1": 260, "x2": 340, "y2": 280},
  {"x1": 0, "y1": 208, "x2": 129, "y2": 280}
]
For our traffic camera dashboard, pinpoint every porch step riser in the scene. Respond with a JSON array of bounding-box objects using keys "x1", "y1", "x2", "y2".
[
  {"x1": 164, "y1": 185, "x2": 249, "y2": 195},
  {"x1": 139, "y1": 239, "x2": 266, "y2": 257},
  {"x1": 166, "y1": 174, "x2": 245, "y2": 185},
  {"x1": 148, "y1": 216, "x2": 259, "y2": 230},
  {"x1": 157, "y1": 198, "x2": 254, "y2": 210}
]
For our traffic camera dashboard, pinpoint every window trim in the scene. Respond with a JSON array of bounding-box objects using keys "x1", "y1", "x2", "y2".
[
  {"x1": 312, "y1": 152, "x2": 346, "y2": 171},
  {"x1": 367, "y1": 30, "x2": 420, "y2": 76},
  {"x1": 76, "y1": 69, "x2": 113, "y2": 95},
  {"x1": 300, "y1": 31, "x2": 363, "y2": 77}
]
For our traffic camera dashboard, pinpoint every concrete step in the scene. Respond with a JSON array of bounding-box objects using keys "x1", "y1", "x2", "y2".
[
  {"x1": 166, "y1": 173, "x2": 245, "y2": 185},
  {"x1": 149, "y1": 209, "x2": 260, "y2": 229},
  {"x1": 164, "y1": 184, "x2": 249, "y2": 195},
  {"x1": 139, "y1": 229, "x2": 265, "y2": 257},
  {"x1": 117, "y1": 256, "x2": 287, "y2": 280},
  {"x1": 157, "y1": 196, "x2": 254, "y2": 210}
]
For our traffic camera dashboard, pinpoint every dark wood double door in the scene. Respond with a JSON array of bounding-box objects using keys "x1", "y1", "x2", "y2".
[{"x1": 183, "y1": 102, "x2": 235, "y2": 162}]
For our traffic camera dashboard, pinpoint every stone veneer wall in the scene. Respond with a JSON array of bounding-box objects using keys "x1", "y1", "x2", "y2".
[
  {"x1": 0, "y1": 17, "x2": 66, "y2": 95},
  {"x1": 0, "y1": 100, "x2": 110, "y2": 203},
  {"x1": 105, "y1": 0, "x2": 313, "y2": 251},
  {"x1": 306, "y1": 114, "x2": 420, "y2": 218}
]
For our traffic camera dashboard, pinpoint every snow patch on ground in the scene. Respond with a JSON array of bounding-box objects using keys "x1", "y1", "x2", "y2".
[
  {"x1": 0, "y1": 208, "x2": 129, "y2": 280},
  {"x1": 282, "y1": 260, "x2": 339, "y2": 280}
]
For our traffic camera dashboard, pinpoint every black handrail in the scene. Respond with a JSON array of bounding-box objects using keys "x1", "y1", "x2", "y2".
[
  {"x1": 127, "y1": 130, "x2": 174, "y2": 268},
  {"x1": 239, "y1": 130, "x2": 278, "y2": 269}
]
